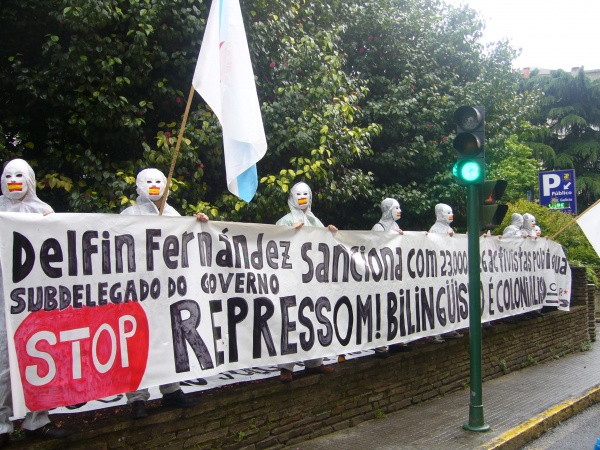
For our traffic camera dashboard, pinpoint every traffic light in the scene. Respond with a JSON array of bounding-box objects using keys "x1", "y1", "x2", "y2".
[
  {"x1": 480, "y1": 180, "x2": 508, "y2": 230},
  {"x1": 452, "y1": 106, "x2": 485, "y2": 185}
]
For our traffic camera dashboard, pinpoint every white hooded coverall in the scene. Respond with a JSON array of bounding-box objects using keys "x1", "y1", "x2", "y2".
[
  {"x1": 429, "y1": 203, "x2": 454, "y2": 235},
  {"x1": 502, "y1": 213, "x2": 524, "y2": 237},
  {"x1": 120, "y1": 168, "x2": 182, "y2": 403},
  {"x1": 0, "y1": 159, "x2": 53, "y2": 433},
  {"x1": 276, "y1": 182, "x2": 326, "y2": 371}
]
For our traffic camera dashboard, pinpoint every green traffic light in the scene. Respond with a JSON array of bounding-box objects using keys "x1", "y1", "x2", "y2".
[
  {"x1": 453, "y1": 160, "x2": 483, "y2": 184},
  {"x1": 453, "y1": 105, "x2": 485, "y2": 186}
]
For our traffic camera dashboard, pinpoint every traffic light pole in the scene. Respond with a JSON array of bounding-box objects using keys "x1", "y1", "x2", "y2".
[{"x1": 463, "y1": 184, "x2": 490, "y2": 432}]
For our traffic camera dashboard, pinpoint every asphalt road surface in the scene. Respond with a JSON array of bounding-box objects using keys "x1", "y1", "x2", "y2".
[{"x1": 522, "y1": 402, "x2": 600, "y2": 450}]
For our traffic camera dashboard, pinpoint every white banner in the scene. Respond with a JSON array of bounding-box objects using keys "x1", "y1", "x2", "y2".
[{"x1": 0, "y1": 213, "x2": 571, "y2": 416}]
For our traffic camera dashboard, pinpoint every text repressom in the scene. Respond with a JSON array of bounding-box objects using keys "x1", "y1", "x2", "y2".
[{"x1": 0, "y1": 213, "x2": 571, "y2": 416}]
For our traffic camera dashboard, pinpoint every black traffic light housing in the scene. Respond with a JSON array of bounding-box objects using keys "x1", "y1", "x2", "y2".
[
  {"x1": 479, "y1": 180, "x2": 508, "y2": 230},
  {"x1": 452, "y1": 106, "x2": 485, "y2": 185}
]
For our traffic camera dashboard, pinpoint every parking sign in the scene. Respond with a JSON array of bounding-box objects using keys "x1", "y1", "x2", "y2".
[{"x1": 538, "y1": 169, "x2": 577, "y2": 214}]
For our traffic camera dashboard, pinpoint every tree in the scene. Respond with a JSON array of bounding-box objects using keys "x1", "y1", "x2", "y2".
[
  {"x1": 0, "y1": 0, "x2": 380, "y2": 227},
  {"x1": 0, "y1": 0, "x2": 208, "y2": 212},
  {"x1": 486, "y1": 133, "x2": 541, "y2": 202},
  {"x1": 0, "y1": 0, "x2": 535, "y2": 233},
  {"x1": 330, "y1": 0, "x2": 539, "y2": 230},
  {"x1": 521, "y1": 68, "x2": 600, "y2": 211},
  {"x1": 496, "y1": 199, "x2": 600, "y2": 266}
]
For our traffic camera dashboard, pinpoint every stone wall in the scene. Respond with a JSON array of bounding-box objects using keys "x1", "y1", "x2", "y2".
[{"x1": 13, "y1": 304, "x2": 589, "y2": 450}]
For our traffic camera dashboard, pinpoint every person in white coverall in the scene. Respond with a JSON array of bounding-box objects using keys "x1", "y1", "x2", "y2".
[
  {"x1": 276, "y1": 182, "x2": 337, "y2": 383},
  {"x1": 121, "y1": 168, "x2": 209, "y2": 419},
  {"x1": 522, "y1": 213, "x2": 537, "y2": 238},
  {"x1": 502, "y1": 213, "x2": 526, "y2": 237},
  {"x1": 372, "y1": 198, "x2": 404, "y2": 234},
  {"x1": 0, "y1": 159, "x2": 69, "y2": 447},
  {"x1": 506, "y1": 213, "x2": 543, "y2": 323},
  {"x1": 427, "y1": 203, "x2": 463, "y2": 343},
  {"x1": 371, "y1": 199, "x2": 412, "y2": 357}
]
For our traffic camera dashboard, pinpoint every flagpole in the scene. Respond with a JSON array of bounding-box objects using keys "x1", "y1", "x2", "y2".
[
  {"x1": 550, "y1": 198, "x2": 600, "y2": 240},
  {"x1": 159, "y1": 85, "x2": 196, "y2": 215}
]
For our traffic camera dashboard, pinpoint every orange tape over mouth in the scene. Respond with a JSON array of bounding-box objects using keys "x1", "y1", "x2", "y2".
[
  {"x1": 7, "y1": 182, "x2": 23, "y2": 192},
  {"x1": 298, "y1": 198, "x2": 308, "y2": 205},
  {"x1": 149, "y1": 186, "x2": 161, "y2": 195}
]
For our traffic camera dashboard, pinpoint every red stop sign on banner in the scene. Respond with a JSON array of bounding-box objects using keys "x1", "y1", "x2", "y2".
[{"x1": 14, "y1": 303, "x2": 149, "y2": 411}]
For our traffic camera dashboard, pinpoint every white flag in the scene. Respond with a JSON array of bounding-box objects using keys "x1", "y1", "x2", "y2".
[
  {"x1": 576, "y1": 200, "x2": 600, "y2": 258},
  {"x1": 192, "y1": 0, "x2": 267, "y2": 202}
]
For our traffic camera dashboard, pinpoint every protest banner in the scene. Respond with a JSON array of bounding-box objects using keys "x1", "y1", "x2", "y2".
[{"x1": 0, "y1": 213, "x2": 571, "y2": 416}]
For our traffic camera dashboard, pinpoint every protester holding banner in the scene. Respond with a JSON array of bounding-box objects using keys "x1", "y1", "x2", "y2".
[
  {"x1": 0, "y1": 159, "x2": 69, "y2": 446},
  {"x1": 502, "y1": 213, "x2": 543, "y2": 324},
  {"x1": 522, "y1": 213, "x2": 538, "y2": 238},
  {"x1": 429, "y1": 203, "x2": 455, "y2": 236},
  {"x1": 371, "y1": 198, "x2": 404, "y2": 235},
  {"x1": 427, "y1": 203, "x2": 463, "y2": 343},
  {"x1": 276, "y1": 182, "x2": 337, "y2": 383},
  {"x1": 502, "y1": 213, "x2": 527, "y2": 238},
  {"x1": 522, "y1": 215, "x2": 546, "y2": 318},
  {"x1": 121, "y1": 168, "x2": 208, "y2": 419},
  {"x1": 371, "y1": 198, "x2": 411, "y2": 358}
]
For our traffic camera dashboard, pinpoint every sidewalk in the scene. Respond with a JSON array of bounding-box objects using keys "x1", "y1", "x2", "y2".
[{"x1": 293, "y1": 335, "x2": 600, "y2": 450}]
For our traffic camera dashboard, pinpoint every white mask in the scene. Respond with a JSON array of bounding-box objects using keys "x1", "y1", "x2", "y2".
[
  {"x1": 522, "y1": 213, "x2": 536, "y2": 231},
  {"x1": 435, "y1": 203, "x2": 453, "y2": 225},
  {"x1": 289, "y1": 182, "x2": 312, "y2": 211},
  {"x1": 380, "y1": 198, "x2": 401, "y2": 221},
  {"x1": 510, "y1": 213, "x2": 523, "y2": 228},
  {"x1": 136, "y1": 168, "x2": 167, "y2": 202},
  {"x1": 2, "y1": 159, "x2": 33, "y2": 200}
]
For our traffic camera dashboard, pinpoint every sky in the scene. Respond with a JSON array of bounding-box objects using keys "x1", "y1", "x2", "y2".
[{"x1": 443, "y1": 0, "x2": 600, "y2": 72}]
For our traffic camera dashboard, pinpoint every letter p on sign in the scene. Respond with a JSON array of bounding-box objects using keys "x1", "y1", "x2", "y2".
[{"x1": 542, "y1": 173, "x2": 561, "y2": 197}]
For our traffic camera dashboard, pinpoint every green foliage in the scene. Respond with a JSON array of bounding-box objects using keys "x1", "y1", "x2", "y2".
[
  {"x1": 525, "y1": 354, "x2": 538, "y2": 367},
  {"x1": 581, "y1": 336, "x2": 592, "y2": 352},
  {"x1": 585, "y1": 267, "x2": 599, "y2": 286},
  {"x1": 235, "y1": 430, "x2": 245, "y2": 442},
  {"x1": 0, "y1": 0, "x2": 208, "y2": 212},
  {"x1": 495, "y1": 199, "x2": 600, "y2": 266},
  {"x1": 0, "y1": 0, "x2": 537, "y2": 232},
  {"x1": 521, "y1": 68, "x2": 600, "y2": 212},
  {"x1": 330, "y1": 0, "x2": 538, "y2": 230},
  {"x1": 497, "y1": 358, "x2": 508, "y2": 374},
  {"x1": 487, "y1": 133, "x2": 541, "y2": 202}
]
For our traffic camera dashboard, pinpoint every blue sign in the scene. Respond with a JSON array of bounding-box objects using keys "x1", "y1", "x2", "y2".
[{"x1": 538, "y1": 170, "x2": 577, "y2": 214}]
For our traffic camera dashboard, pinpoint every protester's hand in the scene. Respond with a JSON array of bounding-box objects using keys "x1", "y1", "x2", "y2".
[
  {"x1": 396, "y1": 229, "x2": 404, "y2": 235},
  {"x1": 327, "y1": 224, "x2": 338, "y2": 232},
  {"x1": 448, "y1": 229, "x2": 454, "y2": 237},
  {"x1": 196, "y1": 212, "x2": 209, "y2": 222},
  {"x1": 293, "y1": 222, "x2": 304, "y2": 229},
  {"x1": 43, "y1": 211, "x2": 53, "y2": 216}
]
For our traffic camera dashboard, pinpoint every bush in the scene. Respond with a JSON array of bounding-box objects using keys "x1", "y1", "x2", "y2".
[{"x1": 495, "y1": 199, "x2": 600, "y2": 266}]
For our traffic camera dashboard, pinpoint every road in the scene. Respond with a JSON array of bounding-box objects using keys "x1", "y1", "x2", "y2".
[{"x1": 522, "y1": 402, "x2": 600, "y2": 449}]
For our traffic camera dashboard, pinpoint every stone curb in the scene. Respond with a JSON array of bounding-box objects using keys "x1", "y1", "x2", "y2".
[{"x1": 482, "y1": 384, "x2": 600, "y2": 450}]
